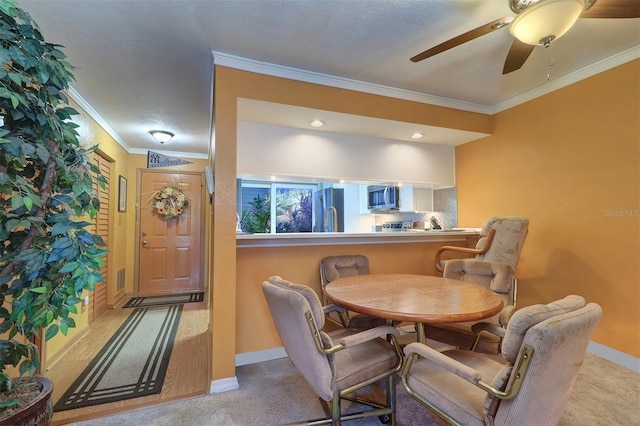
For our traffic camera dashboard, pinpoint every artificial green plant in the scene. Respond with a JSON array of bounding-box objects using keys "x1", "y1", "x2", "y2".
[{"x1": 0, "y1": 0, "x2": 106, "y2": 402}]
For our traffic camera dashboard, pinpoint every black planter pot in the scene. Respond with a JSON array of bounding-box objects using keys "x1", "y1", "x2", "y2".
[{"x1": 0, "y1": 377, "x2": 53, "y2": 426}]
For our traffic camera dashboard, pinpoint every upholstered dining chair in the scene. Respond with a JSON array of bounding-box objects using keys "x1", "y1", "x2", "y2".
[
  {"x1": 426, "y1": 217, "x2": 529, "y2": 353},
  {"x1": 262, "y1": 276, "x2": 403, "y2": 425},
  {"x1": 434, "y1": 216, "x2": 529, "y2": 273},
  {"x1": 401, "y1": 295, "x2": 602, "y2": 426},
  {"x1": 320, "y1": 255, "x2": 386, "y2": 330}
]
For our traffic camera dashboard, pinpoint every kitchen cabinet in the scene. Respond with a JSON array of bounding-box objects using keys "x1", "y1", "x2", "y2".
[
  {"x1": 358, "y1": 185, "x2": 370, "y2": 214},
  {"x1": 359, "y1": 185, "x2": 433, "y2": 213},
  {"x1": 400, "y1": 186, "x2": 433, "y2": 212}
]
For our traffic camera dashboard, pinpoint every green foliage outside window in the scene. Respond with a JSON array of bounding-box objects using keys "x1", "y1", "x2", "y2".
[
  {"x1": 240, "y1": 195, "x2": 271, "y2": 233},
  {"x1": 275, "y1": 188, "x2": 312, "y2": 233}
]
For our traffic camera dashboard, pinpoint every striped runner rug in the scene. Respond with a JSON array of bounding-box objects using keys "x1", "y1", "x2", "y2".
[
  {"x1": 122, "y1": 292, "x2": 204, "y2": 308},
  {"x1": 53, "y1": 305, "x2": 182, "y2": 411}
]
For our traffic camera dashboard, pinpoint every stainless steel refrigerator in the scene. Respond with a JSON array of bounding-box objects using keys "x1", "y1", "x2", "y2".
[{"x1": 314, "y1": 188, "x2": 344, "y2": 232}]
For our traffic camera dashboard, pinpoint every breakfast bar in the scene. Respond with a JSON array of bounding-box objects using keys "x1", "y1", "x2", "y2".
[
  {"x1": 236, "y1": 229, "x2": 480, "y2": 248},
  {"x1": 236, "y1": 229, "x2": 482, "y2": 361}
]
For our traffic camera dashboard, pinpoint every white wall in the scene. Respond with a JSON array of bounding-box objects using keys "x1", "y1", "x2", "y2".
[{"x1": 237, "y1": 122, "x2": 455, "y2": 187}]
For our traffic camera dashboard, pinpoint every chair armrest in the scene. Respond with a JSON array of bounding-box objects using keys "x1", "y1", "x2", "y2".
[
  {"x1": 323, "y1": 304, "x2": 346, "y2": 315},
  {"x1": 338, "y1": 325, "x2": 400, "y2": 347},
  {"x1": 470, "y1": 321, "x2": 506, "y2": 351},
  {"x1": 323, "y1": 304, "x2": 348, "y2": 328},
  {"x1": 498, "y1": 305, "x2": 517, "y2": 326},
  {"x1": 471, "y1": 322, "x2": 506, "y2": 339},
  {"x1": 403, "y1": 342, "x2": 481, "y2": 383},
  {"x1": 402, "y1": 343, "x2": 532, "y2": 402},
  {"x1": 434, "y1": 229, "x2": 496, "y2": 272}
]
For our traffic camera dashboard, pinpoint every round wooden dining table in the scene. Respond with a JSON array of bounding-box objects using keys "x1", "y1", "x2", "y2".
[{"x1": 324, "y1": 273, "x2": 504, "y2": 342}]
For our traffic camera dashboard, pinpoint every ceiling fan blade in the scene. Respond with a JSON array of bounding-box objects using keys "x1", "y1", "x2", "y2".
[
  {"x1": 580, "y1": 0, "x2": 640, "y2": 18},
  {"x1": 411, "y1": 17, "x2": 514, "y2": 63},
  {"x1": 502, "y1": 39, "x2": 535, "y2": 74}
]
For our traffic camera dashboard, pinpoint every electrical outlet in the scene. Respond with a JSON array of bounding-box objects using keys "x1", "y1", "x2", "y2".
[{"x1": 84, "y1": 295, "x2": 90, "y2": 305}]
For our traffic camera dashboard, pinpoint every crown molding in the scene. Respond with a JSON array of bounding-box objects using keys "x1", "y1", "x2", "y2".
[
  {"x1": 67, "y1": 86, "x2": 131, "y2": 152},
  {"x1": 490, "y1": 45, "x2": 640, "y2": 114},
  {"x1": 212, "y1": 51, "x2": 491, "y2": 114},
  {"x1": 213, "y1": 47, "x2": 640, "y2": 117}
]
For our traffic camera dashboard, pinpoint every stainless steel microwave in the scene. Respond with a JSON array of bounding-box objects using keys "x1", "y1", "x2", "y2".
[{"x1": 367, "y1": 185, "x2": 400, "y2": 211}]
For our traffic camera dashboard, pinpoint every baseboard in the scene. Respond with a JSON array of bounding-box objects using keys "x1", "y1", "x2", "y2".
[
  {"x1": 236, "y1": 347, "x2": 287, "y2": 366},
  {"x1": 588, "y1": 341, "x2": 640, "y2": 373},
  {"x1": 209, "y1": 376, "x2": 239, "y2": 393},
  {"x1": 108, "y1": 289, "x2": 126, "y2": 309},
  {"x1": 43, "y1": 326, "x2": 90, "y2": 372}
]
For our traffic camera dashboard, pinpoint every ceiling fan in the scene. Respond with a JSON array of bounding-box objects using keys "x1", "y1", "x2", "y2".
[{"x1": 411, "y1": 0, "x2": 640, "y2": 74}]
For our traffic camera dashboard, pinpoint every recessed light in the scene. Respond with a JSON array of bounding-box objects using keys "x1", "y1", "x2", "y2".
[
  {"x1": 411, "y1": 132, "x2": 424, "y2": 139},
  {"x1": 309, "y1": 120, "x2": 325, "y2": 128}
]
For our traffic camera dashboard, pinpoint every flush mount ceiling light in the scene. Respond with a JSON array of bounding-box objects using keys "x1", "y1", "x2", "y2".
[
  {"x1": 149, "y1": 130, "x2": 175, "y2": 144},
  {"x1": 509, "y1": 0, "x2": 586, "y2": 46},
  {"x1": 411, "y1": 132, "x2": 424, "y2": 139},
  {"x1": 309, "y1": 120, "x2": 325, "y2": 128}
]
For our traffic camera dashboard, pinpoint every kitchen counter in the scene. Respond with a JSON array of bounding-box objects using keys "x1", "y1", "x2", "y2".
[{"x1": 236, "y1": 229, "x2": 480, "y2": 248}]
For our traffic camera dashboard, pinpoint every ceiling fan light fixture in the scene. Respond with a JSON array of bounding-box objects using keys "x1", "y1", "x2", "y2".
[
  {"x1": 492, "y1": 17, "x2": 514, "y2": 30},
  {"x1": 149, "y1": 130, "x2": 175, "y2": 144},
  {"x1": 509, "y1": 0, "x2": 586, "y2": 46}
]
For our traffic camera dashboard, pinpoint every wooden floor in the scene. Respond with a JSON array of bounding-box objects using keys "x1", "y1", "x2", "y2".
[{"x1": 44, "y1": 299, "x2": 210, "y2": 425}]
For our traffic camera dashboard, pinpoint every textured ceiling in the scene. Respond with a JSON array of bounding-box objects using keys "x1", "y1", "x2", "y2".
[{"x1": 17, "y1": 0, "x2": 640, "y2": 157}]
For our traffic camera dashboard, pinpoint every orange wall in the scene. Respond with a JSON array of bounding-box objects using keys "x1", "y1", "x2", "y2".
[
  {"x1": 213, "y1": 66, "x2": 493, "y2": 380},
  {"x1": 236, "y1": 238, "x2": 476, "y2": 353},
  {"x1": 456, "y1": 60, "x2": 640, "y2": 357}
]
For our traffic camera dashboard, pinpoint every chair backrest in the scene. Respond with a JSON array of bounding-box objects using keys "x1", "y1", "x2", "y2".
[
  {"x1": 485, "y1": 296, "x2": 602, "y2": 425},
  {"x1": 475, "y1": 217, "x2": 529, "y2": 270},
  {"x1": 320, "y1": 255, "x2": 370, "y2": 287},
  {"x1": 319, "y1": 255, "x2": 370, "y2": 306},
  {"x1": 261, "y1": 276, "x2": 334, "y2": 401},
  {"x1": 443, "y1": 259, "x2": 515, "y2": 318}
]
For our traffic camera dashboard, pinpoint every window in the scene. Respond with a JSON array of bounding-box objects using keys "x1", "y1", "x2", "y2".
[{"x1": 238, "y1": 181, "x2": 316, "y2": 233}]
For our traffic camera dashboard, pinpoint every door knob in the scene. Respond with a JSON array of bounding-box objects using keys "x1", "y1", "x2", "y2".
[{"x1": 142, "y1": 240, "x2": 148, "y2": 246}]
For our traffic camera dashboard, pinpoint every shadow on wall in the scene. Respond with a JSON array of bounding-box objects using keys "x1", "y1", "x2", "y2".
[{"x1": 528, "y1": 247, "x2": 610, "y2": 305}]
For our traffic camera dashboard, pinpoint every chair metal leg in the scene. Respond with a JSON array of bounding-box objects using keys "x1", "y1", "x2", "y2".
[
  {"x1": 387, "y1": 373, "x2": 396, "y2": 426},
  {"x1": 331, "y1": 393, "x2": 342, "y2": 426}
]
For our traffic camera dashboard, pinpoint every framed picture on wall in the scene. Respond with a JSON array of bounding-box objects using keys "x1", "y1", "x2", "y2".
[{"x1": 118, "y1": 175, "x2": 127, "y2": 212}]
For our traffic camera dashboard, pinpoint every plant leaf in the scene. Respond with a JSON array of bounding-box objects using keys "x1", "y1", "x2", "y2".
[
  {"x1": 23, "y1": 196, "x2": 33, "y2": 211},
  {"x1": 45, "y1": 324, "x2": 59, "y2": 341}
]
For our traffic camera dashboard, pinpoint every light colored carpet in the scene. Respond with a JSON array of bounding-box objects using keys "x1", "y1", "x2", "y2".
[{"x1": 70, "y1": 352, "x2": 639, "y2": 425}]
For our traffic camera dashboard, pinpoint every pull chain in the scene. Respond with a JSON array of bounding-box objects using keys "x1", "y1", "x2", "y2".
[
  {"x1": 540, "y1": 36, "x2": 555, "y2": 82},
  {"x1": 545, "y1": 45, "x2": 554, "y2": 81},
  {"x1": 546, "y1": 48, "x2": 554, "y2": 81}
]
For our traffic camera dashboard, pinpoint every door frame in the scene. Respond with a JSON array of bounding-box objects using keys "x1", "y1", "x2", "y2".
[{"x1": 133, "y1": 169, "x2": 206, "y2": 295}]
